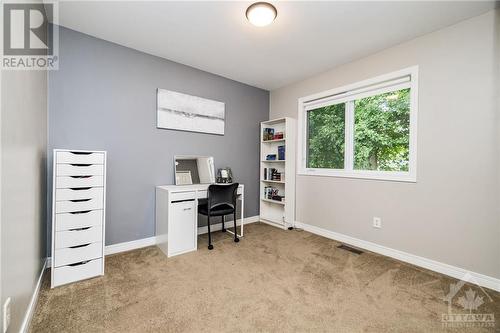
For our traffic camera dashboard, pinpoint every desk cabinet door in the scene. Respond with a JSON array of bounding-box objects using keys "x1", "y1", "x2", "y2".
[{"x1": 168, "y1": 200, "x2": 196, "y2": 256}]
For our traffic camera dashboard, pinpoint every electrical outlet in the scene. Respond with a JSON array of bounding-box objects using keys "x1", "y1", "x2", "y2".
[
  {"x1": 3, "y1": 297, "x2": 11, "y2": 333},
  {"x1": 373, "y1": 217, "x2": 382, "y2": 229}
]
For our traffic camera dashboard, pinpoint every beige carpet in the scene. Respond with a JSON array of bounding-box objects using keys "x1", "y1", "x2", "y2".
[{"x1": 30, "y1": 223, "x2": 500, "y2": 332}]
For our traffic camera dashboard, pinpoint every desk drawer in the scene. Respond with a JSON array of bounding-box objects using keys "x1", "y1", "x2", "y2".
[
  {"x1": 170, "y1": 191, "x2": 196, "y2": 202},
  {"x1": 56, "y1": 176, "x2": 104, "y2": 189},
  {"x1": 55, "y1": 193, "x2": 104, "y2": 213},
  {"x1": 56, "y1": 151, "x2": 105, "y2": 165},
  {"x1": 56, "y1": 164, "x2": 104, "y2": 176},
  {"x1": 55, "y1": 226, "x2": 102, "y2": 249},
  {"x1": 55, "y1": 210, "x2": 102, "y2": 231},
  {"x1": 54, "y1": 242, "x2": 102, "y2": 267},
  {"x1": 196, "y1": 187, "x2": 242, "y2": 198},
  {"x1": 53, "y1": 258, "x2": 102, "y2": 287},
  {"x1": 56, "y1": 187, "x2": 103, "y2": 201}
]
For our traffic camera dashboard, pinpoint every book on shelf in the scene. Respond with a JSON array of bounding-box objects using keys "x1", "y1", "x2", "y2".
[
  {"x1": 263, "y1": 128, "x2": 274, "y2": 141},
  {"x1": 262, "y1": 128, "x2": 285, "y2": 141},
  {"x1": 274, "y1": 132, "x2": 284, "y2": 139},
  {"x1": 278, "y1": 145, "x2": 285, "y2": 160},
  {"x1": 272, "y1": 195, "x2": 285, "y2": 202},
  {"x1": 263, "y1": 186, "x2": 285, "y2": 202},
  {"x1": 263, "y1": 168, "x2": 283, "y2": 181}
]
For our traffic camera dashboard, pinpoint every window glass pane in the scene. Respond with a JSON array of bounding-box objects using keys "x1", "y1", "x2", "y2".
[
  {"x1": 307, "y1": 103, "x2": 345, "y2": 169},
  {"x1": 354, "y1": 88, "x2": 410, "y2": 171}
]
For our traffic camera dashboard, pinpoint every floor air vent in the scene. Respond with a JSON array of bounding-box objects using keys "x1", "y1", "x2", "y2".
[{"x1": 337, "y1": 244, "x2": 363, "y2": 255}]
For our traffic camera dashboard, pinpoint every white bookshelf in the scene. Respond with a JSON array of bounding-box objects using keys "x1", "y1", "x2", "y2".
[{"x1": 259, "y1": 117, "x2": 296, "y2": 229}]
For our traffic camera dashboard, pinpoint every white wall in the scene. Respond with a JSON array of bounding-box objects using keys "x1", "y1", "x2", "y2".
[
  {"x1": 1, "y1": 67, "x2": 47, "y2": 331},
  {"x1": 270, "y1": 10, "x2": 500, "y2": 279}
]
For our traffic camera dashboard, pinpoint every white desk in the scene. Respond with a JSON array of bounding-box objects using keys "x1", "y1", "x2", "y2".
[{"x1": 155, "y1": 183, "x2": 244, "y2": 257}]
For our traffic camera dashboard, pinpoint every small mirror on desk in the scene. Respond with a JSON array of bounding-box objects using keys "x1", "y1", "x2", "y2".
[{"x1": 174, "y1": 155, "x2": 215, "y2": 185}]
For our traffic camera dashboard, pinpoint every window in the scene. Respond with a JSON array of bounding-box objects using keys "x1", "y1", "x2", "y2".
[
  {"x1": 298, "y1": 67, "x2": 418, "y2": 182},
  {"x1": 307, "y1": 102, "x2": 345, "y2": 169}
]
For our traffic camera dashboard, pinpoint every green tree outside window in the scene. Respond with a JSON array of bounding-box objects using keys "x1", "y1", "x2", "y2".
[
  {"x1": 354, "y1": 88, "x2": 410, "y2": 171},
  {"x1": 307, "y1": 103, "x2": 345, "y2": 169},
  {"x1": 306, "y1": 88, "x2": 410, "y2": 172}
]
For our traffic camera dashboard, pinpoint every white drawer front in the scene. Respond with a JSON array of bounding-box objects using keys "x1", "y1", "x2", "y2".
[
  {"x1": 56, "y1": 164, "x2": 104, "y2": 176},
  {"x1": 56, "y1": 151, "x2": 105, "y2": 165},
  {"x1": 55, "y1": 226, "x2": 102, "y2": 249},
  {"x1": 56, "y1": 187, "x2": 103, "y2": 201},
  {"x1": 55, "y1": 192, "x2": 104, "y2": 213},
  {"x1": 55, "y1": 210, "x2": 102, "y2": 231},
  {"x1": 53, "y1": 258, "x2": 103, "y2": 287},
  {"x1": 56, "y1": 176, "x2": 104, "y2": 189},
  {"x1": 170, "y1": 191, "x2": 196, "y2": 202},
  {"x1": 54, "y1": 242, "x2": 102, "y2": 267}
]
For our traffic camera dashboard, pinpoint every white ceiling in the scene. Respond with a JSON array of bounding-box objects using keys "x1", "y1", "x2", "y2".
[{"x1": 55, "y1": 1, "x2": 496, "y2": 90}]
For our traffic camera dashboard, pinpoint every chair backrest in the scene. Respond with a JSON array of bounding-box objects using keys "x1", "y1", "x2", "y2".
[{"x1": 207, "y1": 183, "x2": 239, "y2": 210}]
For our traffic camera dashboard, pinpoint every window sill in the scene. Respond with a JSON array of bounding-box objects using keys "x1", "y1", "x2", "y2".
[{"x1": 297, "y1": 169, "x2": 416, "y2": 183}]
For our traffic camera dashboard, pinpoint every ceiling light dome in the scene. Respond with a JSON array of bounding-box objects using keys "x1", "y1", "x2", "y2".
[{"x1": 246, "y1": 2, "x2": 277, "y2": 27}]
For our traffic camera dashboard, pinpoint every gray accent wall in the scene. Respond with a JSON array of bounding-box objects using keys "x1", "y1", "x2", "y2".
[
  {"x1": 48, "y1": 27, "x2": 269, "y2": 252},
  {"x1": 270, "y1": 10, "x2": 500, "y2": 279}
]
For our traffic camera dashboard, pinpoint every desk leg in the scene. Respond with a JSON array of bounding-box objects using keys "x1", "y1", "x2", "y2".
[
  {"x1": 226, "y1": 195, "x2": 244, "y2": 238},
  {"x1": 240, "y1": 194, "x2": 244, "y2": 237}
]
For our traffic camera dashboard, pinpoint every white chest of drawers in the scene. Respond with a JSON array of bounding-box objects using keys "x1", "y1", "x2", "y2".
[{"x1": 51, "y1": 149, "x2": 107, "y2": 288}]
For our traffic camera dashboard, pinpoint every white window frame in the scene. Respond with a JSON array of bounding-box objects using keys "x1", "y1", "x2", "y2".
[{"x1": 297, "y1": 66, "x2": 418, "y2": 182}]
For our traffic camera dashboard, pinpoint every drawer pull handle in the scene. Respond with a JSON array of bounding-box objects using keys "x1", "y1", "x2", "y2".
[
  {"x1": 69, "y1": 210, "x2": 91, "y2": 215},
  {"x1": 69, "y1": 227, "x2": 91, "y2": 231},
  {"x1": 70, "y1": 152, "x2": 92, "y2": 155},
  {"x1": 183, "y1": 208, "x2": 192, "y2": 211},
  {"x1": 70, "y1": 175, "x2": 92, "y2": 179},
  {"x1": 70, "y1": 163, "x2": 92, "y2": 167},
  {"x1": 70, "y1": 199, "x2": 91, "y2": 202},
  {"x1": 69, "y1": 243, "x2": 91, "y2": 249},
  {"x1": 172, "y1": 199, "x2": 195, "y2": 203},
  {"x1": 68, "y1": 260, "x2": 90, "y2": 266},
  {"x1": 70, "y1": 187, "x2": 91, "y2": 191}
]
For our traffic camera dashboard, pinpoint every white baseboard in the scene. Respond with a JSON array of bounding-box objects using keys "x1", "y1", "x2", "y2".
[
  {"x1": 46, "y1": 215, "x2": 260, "y2": 266},
  {"x1": 105, "y1": 236, "x2": 157, "y2": 256},
  {"x1": 260, "y1": 218, "x2": 288, "y2": 230},
  {"x1": 20, "y1": 258, "x2": 48, "y2": 333},
  {"x1": 295, "y1": 221, "x2": 500, "y2": 292},
  {"x1": 197, "y1": 215, "x2": 260, "y2": 235}
]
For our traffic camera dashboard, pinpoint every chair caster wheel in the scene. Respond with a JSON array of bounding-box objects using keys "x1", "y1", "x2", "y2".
[
  {"x1": 288, "y1": 227, "x2": 293, "y2": 230},
  {"x1": 234, "y1": 238, "x2": 239, "y2": 243},
  {"x1": 208, "y1": 244, "x2": 214, "y2": 250},
  {"x1": 221, "y1": 229, "x2": 226, "y2": 232}
]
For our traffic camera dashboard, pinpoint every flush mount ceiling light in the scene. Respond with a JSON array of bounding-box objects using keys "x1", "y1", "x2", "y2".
[{"x1": 246, "y1": 2, "x2": 277, "y2": 27}]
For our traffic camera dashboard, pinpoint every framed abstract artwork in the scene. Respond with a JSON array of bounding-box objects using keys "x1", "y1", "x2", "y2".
[{"x1": 157, "y1": 88, "x2": 225, "y2": 135}]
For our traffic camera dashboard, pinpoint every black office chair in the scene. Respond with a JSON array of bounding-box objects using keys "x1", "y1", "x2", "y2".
[{"x1": 198, "y1": 183, "x2": 239, "y2": 250}]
